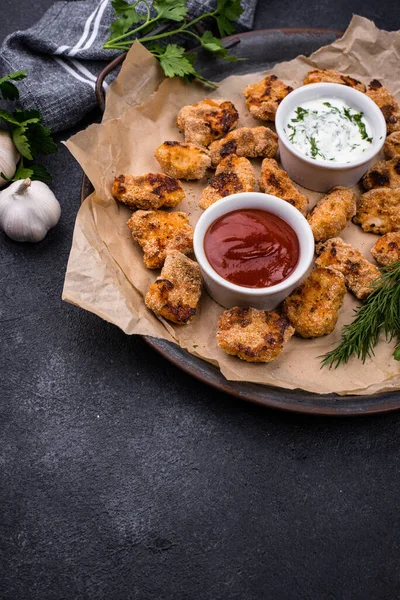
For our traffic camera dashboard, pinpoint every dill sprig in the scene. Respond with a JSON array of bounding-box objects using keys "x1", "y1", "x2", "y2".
[{"x1": 321, "y1": 260, "x2": 400, "y2": 369}]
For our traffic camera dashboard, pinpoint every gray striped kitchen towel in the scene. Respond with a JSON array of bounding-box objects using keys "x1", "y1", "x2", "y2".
[{"x1": 0, "y1": 0, "x2": 258, "y2": 133}]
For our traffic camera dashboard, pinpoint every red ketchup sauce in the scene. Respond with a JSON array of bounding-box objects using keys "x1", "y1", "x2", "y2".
[{"x1": 204, "y1": 209, "x2": 300, "y2": 288}]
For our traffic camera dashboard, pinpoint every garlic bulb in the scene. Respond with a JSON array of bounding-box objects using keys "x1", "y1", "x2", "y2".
[
  {"x1": 0, "y1": 129, "x2": 19, "y2": 187},
  {"x1": 0, "y1": 178, "x2": 61, "y2": 242}
]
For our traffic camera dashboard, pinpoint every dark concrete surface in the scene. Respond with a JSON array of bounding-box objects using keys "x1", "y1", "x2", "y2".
[{"x1": 1, "y1": 2, "x2": 400, "y2": 599}]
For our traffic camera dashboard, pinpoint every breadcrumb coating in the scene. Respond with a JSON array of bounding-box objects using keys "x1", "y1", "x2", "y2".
[
  {"x1": 199, "y1": 155, "x2": 255, "y2": 210},
  {"x1": 366, "y1": 79, "x2": 400, "y2": 134},
  {"x1": 154, "y1": 141, "x2": 211, "y2": 180},
  {"x1": 127, "y1": 210, "x2": 193, "y2": 269},
  {"x1": 307, "y1": 187, "x2": 357, "y2": 242},
  {"x1": 176, "y1": 99, "x2": 239, "y2": 147},
  {"x1": 315, "y1": 237, "x2": 380, "y2": 300},
  {"x1": 353, "y1": 188, "x2": 400, "y2": 234},
  {"x1": 145, "y1": 250, "x2": 201, "y2": 324},
  {"x1": 243, "y1": 74, "x2": 293, "y2": 121},
  {"x1": 384, "y1": 131, "x2": 400, "y2": 159},
  {"x1": 113, "y1": 173, "x2": 185, "y2": 210},
  {"x1": 217, "y1": 307, "x2": 295, "y2": 363},
  {"x1": 283, "y1": 267, "x2": 346, "y2": 338},
  {"x1": 209, "y1": 126, "x2": 278, "y2": 167},
  {"x1": 362, "y1": 157, "x2": 400, "y2": 190},
  {"x1": 303, "y1": 69, "x2": 366, "y2": 92},
  {"x1": 371, "y1": 232, "x2": 400, "y2": 266},
  {"x1": 259, "y1": 158, "x2": 308, "y2": 215}
]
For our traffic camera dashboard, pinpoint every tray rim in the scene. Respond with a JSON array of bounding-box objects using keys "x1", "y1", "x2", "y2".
[{"x1": 80, "y1": 27, "x2": 400, "y2": 416}]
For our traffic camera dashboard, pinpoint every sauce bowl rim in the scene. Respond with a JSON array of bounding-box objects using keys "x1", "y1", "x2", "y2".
[
  {"x1": 193, "y1": 192, "x2": 315, "y2": 296},
  {"x1": 275, "y1": 82, "x2": 387, "y2": 170}
]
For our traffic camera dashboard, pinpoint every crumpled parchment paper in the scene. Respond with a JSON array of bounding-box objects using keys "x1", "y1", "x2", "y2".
[{"x1": 63, "y1": 15, "x2": 400, "y2": 395}]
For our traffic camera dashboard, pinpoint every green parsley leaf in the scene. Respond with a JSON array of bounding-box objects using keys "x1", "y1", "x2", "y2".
[
  {"x1": 154, "y1": 0, "x2": 187, "y2": 22},
  {"x1": 25, "y1": 123, "x2": 58, "y2": 158},
  {"x1": 394, "y1": 344, "x2": 400, "y2": 361},
  {"x1": 0, "y1": 70, "x2": 27, "y2": 100},
  {"x1": 12, "y1": 126, "x2": 33, "y2": 160},
  {"x1": 199, "y1": 31, "x2": 238, "y2": 62},
  {"x1": 291, "y1": 106, "x2": 308, "y2": 122},
  {"x1": 214, "y1": 0, "x2": 243, "y2": 37},
  {"x1": 157, "y1": 44, "x2": 197, "y2": 78},
  {"x1": 108, "y1": 0, "x2": 145, "y2": 41}
]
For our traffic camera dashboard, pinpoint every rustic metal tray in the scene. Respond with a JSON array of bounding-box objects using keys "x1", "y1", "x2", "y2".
[{"x1": 80, "y1": 28, "x2": 400, "y2": 416}]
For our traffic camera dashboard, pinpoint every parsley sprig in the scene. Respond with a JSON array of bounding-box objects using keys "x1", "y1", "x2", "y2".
[
  {"x1": 0, "y1": 71, "x2": 57, "y2": 183},
  {"x1": 103, "y1": 0, "x2": 244, "y2": 86},
  {"x1": 321, "y1": 261, "x2": 400, "y2": 368}
]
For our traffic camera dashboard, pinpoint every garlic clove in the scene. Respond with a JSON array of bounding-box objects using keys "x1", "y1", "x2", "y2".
[{"x1": 0, "y1": 130, "x2": 20, "y2": 188}]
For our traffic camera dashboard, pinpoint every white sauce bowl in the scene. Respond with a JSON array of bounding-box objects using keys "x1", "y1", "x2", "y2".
[
  {"x1": 193, "y1": 192, "x2": 315, "y2": 310},
  {"x1": 275, "y1": 82, "x2": 387, "y2": 192}
]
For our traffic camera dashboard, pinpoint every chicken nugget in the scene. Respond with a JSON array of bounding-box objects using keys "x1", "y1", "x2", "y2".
[
  {"x1": 176, "y1": 99, "x2": 239, "y2": 147},
  {"x1": 353, "y1": 188, "x2": 400, "y2": 234},
  {"x1": 113, "y1": 173, "x2": 185, "y2": 210},
  {"x1": 199, "y1": 155, "x2": 255, "y2": 210},
  {"x1": 307, "y1": 187, "x2": 357, "y2": 242},
  {"x1": 384, "y1": 131, "x2": 400, "y2": 159},
  {"x1": 283, "y1": 267, "x2": 346, "y2": 338},
  {"x1": 259, "y1": 158, "x2": 308, "y2": 215},
  {"x1": 154, "y1": 141, "x2": 211, "y2": 180},
  {"x1": 127, "y1": 210, "x2": 193, "y2": 269},
  {"x1": 145, "y1": 250, "x2": 201, "y2": 324},
  {"x1": 366, "y1": 79, "x2": 400, "y2": 134},
  {"x1": 315, "y1": 237, "x2": 380, "y2": 300},
  {"x1": 303, "y1": 69, "x2": 366, "y2": 92},
  {"x1": 371, "y1": 232, "x2": 400, "y2": 266},
  {"x1": 209, "y1": 126, "x2": 278, "y2": 167},
  {"x1": 243, "y1": 74, "x2": 294, "y2": 121},
  {"x1": 362, "y1": 157, "x2": 400, "y2": 190},
  {"x1": 217, "y1": 307, "x2": 294, "y2": 363}
]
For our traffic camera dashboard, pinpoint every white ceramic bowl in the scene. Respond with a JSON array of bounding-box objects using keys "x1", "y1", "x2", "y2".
[
  {"x1": 193, "y1": 192, "x2": 314, "y2": 310},
  {"x1": 275, "y1": 82, "x2": 386, "y2": 192}
]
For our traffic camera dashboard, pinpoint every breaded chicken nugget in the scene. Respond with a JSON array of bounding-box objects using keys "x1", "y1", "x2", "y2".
[
  {"x1": 154, "y1": 141, "x2": 211, "y2": 180},
  {"x1": 176, "y1": 99, "x2": 239, "y2": 147},
  {"x1": 283, "y1": 267, "x2": 346, "y2": 338},
  {"x1": 113, "y1": 173, "x2": 185, "y2": 210},
  {"x1": 315, "y1": 237, "x2": 380, "y2": 300},
  {"x1": 371, "y1": 232, "x2": 400, "y2": 266},
  {"x1": 366, "y1": 79, "x2": 400, "y2": 134},
  {"x1": 209, "y1": 126, "x2": 278, "y2": 167},
  {"x1": 353, "y1": 188, "x2": 400, "y2": 234},
  {"x1": 307, "y1": 187, "x2": 357, "y2": 242},
  {"x1": 259, "y1": 158, "x2": 308, "y2": 215},
  {"x1": 384, "y1": 131, "x2": 400, "y2": 159},
  {"x1": 199, "y1": 155, "x2": 255, "y2": 210},
  {"x1": 243, "y1": 74, "x2": 294, "y2": 121},
  {"x1": 127, "y1": 210, "x2": 193, "y2": 269},
  {"x1": 145, "y1": 250, "x2": 201, "y2": 324},
  {"x1": 217, "y1": 307, "x2": 294, "y2": 363},
  {"x1": 362, "y1": 157, "x2": 400, "y2": 190},
  {"x1": 303, "y1": 69, "x2": 366, "y2": 92}
]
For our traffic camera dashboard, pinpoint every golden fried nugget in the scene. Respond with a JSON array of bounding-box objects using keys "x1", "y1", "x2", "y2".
[
  {"x1": 371, "y1": 232, "x2": 400, "y2": 266},
  {"x1": 209, "y1": 126, "x2": 278, "y2": 167},
  {"x1": 199, "y1": 155, "x2": 255, "y2": 210},
  {"x1": 243, "y1": 74, "x2": 294, "y2": 121},
  {"x1": 113, "y1": 173, "x2": 185, "y2": 210},
  {"x1": 362, "y1": 157, "x2": 400, "y2": 190},
  {"x1": 176, "y1": 99, "x2": 239, "y2": 147},
  {"x1": 303, "y1": 68, "x2": 366, "y2": 92},
  {"x1": 366, "y1": 79, "x2": 400, "y2": 134},
  {"x1": 217, "y1": 307, "x2": 294, "y2": 363},
  {"x1": 384, "y1": 131, "x2": 400, "y2": 159},
  {"x1": 283, "y1": 267, "x2": 346, "y2": 338},
  {"x1": 145, "y1": 250, "x2": 201, "y2": 324},
  {"x1": 353, "y1": 188, "x2": 400, "y2": 234},
  {"x1": 259, "y1": 158, "x2": 308, "y2": 215},
  {"x1": 127, "y1": 210, "x2": 193, "y2": 269},
  {"x1": 315, "y1": 237, "x2": 380, "y2": 300},
  {"x1": 307, "y1": 187, "x2": 357, "y2": 242},
  {"x1": 154, "y1": 141, "x2": 211, "y2": 180}
]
